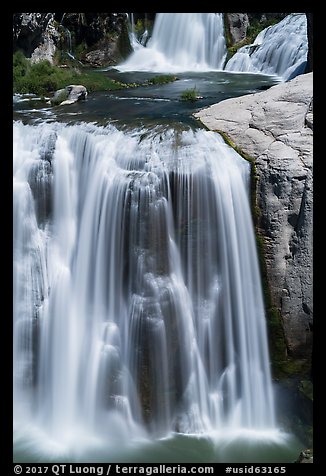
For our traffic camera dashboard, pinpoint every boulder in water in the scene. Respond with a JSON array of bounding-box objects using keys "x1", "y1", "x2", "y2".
[
  {"x1": 294, "y1": 448, "x2": 313, "y2": 463},
  {"x1": 51, "y1": 84, "x2": 87, "y2": 105}
]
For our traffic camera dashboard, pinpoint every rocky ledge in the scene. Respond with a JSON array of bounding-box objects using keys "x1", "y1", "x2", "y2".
[{"x1": 194, "y1": 73, "x2": 313, "y2": 358}]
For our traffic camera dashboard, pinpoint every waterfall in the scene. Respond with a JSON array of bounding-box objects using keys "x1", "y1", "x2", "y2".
[
  {"x1": 65, "y1": 28, "x2": 77, "y2": 61},
  {"x1": 225, "y1": 14, "x2": 308, "y2": 81},
  {"x1": 119, "y1": 13, "x2": 227, "y2": 72},
  {"x1": 127, "y1": 13, "x2": 142, "y2": 51},
  {"x1": 65, "y1": 27, "x2": 72, "y2": 54},
  {"x1": 120, "y1": 12, "x2": 307, "y2": 79},
  {"x1": 13, "y1": 120, "x2": 276, "y2": 449},
  {"x1": 61, "y1": 22, "x2": 78, "y2": 62}
]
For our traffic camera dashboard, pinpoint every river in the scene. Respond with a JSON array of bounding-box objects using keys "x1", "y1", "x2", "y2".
[{"x1": 13, "y1": 67, "x2": 305, "y2": 463}]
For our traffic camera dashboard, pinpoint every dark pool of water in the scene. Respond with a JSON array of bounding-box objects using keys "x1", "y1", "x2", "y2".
[{"x1": 14, "y1": 426, "x2": 304, "y2": 463}]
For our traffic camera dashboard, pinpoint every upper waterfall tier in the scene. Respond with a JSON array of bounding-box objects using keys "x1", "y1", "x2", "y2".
[
  {"x1": 119, "y1": 13, "x2": 227, "y2": 72},
  {"x1": 225, "y1": 14, "x2": 308, "y2": 80}
]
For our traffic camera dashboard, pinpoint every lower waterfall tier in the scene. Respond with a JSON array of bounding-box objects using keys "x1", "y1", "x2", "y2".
[{"x1": 14, "y1": 121, "x2": 275, "y2": 444}]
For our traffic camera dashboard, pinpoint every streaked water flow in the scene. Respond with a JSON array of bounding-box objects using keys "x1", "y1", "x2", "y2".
[
  {"x1": 225, "y1": 14, "x2": 308, "y2": 80},
  {"x1": 119, "y1": 13, "x2": 227, "y2": 72},
  {"x1": 13, "y1": 121, "x2": 276, "y2": 452}
]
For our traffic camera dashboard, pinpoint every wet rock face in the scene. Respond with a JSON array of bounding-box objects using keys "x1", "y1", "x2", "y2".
[
  {"x1": 13, "y1": 13, "x2": 131, "y2": 66},
  {"x1": 60, "y1": 13, "x2": 128, "y2": 47},
  {"x1": 194, "y1": 73, "x2": 313, "y2": 358},
  {"x1": 256, "y1": 149, "x2": 313, "y2": 357},
  {"x1": 226, "y1": 14, "x2": 249, "y2": 45},
  {"x1": 13, "y1": 13, "x2": 56, "y2": 58},
  {"x1": 295, "y1": 448, "x2": 313, "y2": 463},
  {"x1": 225, "y1": 13, "x2": 290, "y2": 47}
]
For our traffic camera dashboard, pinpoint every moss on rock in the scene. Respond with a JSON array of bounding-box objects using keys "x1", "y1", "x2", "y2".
[
  {"x1": 225, "y1": 16, "x2": 280, "y2": 62},
  {"x1": 214, "y1": 128, "x2": 311, "y2": 381}
]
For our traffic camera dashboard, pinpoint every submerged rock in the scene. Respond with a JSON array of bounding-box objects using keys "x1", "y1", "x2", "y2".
[
  {"x1": 194, "y1": 73, "x2": 313, "y2": 359},
  {"x1": 295, "y1": 448, "x2": 313, "y2": 463},
  {"x1": 51, "y1": 85, "x2": 87, "y2": 105}
]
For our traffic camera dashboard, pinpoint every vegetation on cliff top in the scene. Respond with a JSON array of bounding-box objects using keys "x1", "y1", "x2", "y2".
[
  {"x1": 225, "y1": 17, "x2": 280, "y2": 61},
  {"x1": 13, "y1": 51, "x2": 177, "y2": 96},
  {"x1": 13, "y1": 51, "x2": 129, "y2": 95},
  {"x1": 148, "y1": 74, "x2": 177, "y2": 85}
]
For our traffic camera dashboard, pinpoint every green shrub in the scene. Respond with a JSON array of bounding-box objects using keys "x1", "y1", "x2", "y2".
[
  {"x1": 148, "y1": 75, "x2": 177, "y2": 85},
  {"x1": 180, "y1": 87, "x2": 199, "y2": 101},
  {"x1": 134, "y1": 19, "x2": 145, "y2": 36},
  {"x1": 226, "y1": 18, "x2": 280, "y2": 61},
  {"x1": 13, "y1": 56, "x2": 76, "y2": 95},
  {"x1": 13, "y1": 51, "x2": 29, "y2": 84},
  {"x1": 13, "y1": 53, "x2": 181, "y2": 96},
  {"x1": 134, "y1": 19, "x2": 154, "y2": 37},
  {"x1": 74, "y1": 41, "x2": 88, "y2": 61},
  {"x1": 246, "y1": 18, "x2": 279, "y2": 44},
  {"x1": 13, "y1": 53, "x2": 132, "y2": 95}
]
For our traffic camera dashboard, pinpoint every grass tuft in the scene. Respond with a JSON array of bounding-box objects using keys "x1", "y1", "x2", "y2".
[
  {"x1": 148, "y1": 75, "x2": 177, "y2": 85},
  {"x1": 180, "y1": 87, "x2": 200, "y2": 101}
]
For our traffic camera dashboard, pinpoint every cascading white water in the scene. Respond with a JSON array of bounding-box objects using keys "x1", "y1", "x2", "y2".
[
  {"x1": 13, "y1": 120, "x2": 276, "y2": 451},
  {"x1": 127, "y1": 13, "x2": 142, "y2": 51},
  {"x1": 225, "y1": 13, "x2": 308, "y2": 81},
  {"x1": 119, "y1": 13, "x2": 227, "y2": 72}
]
